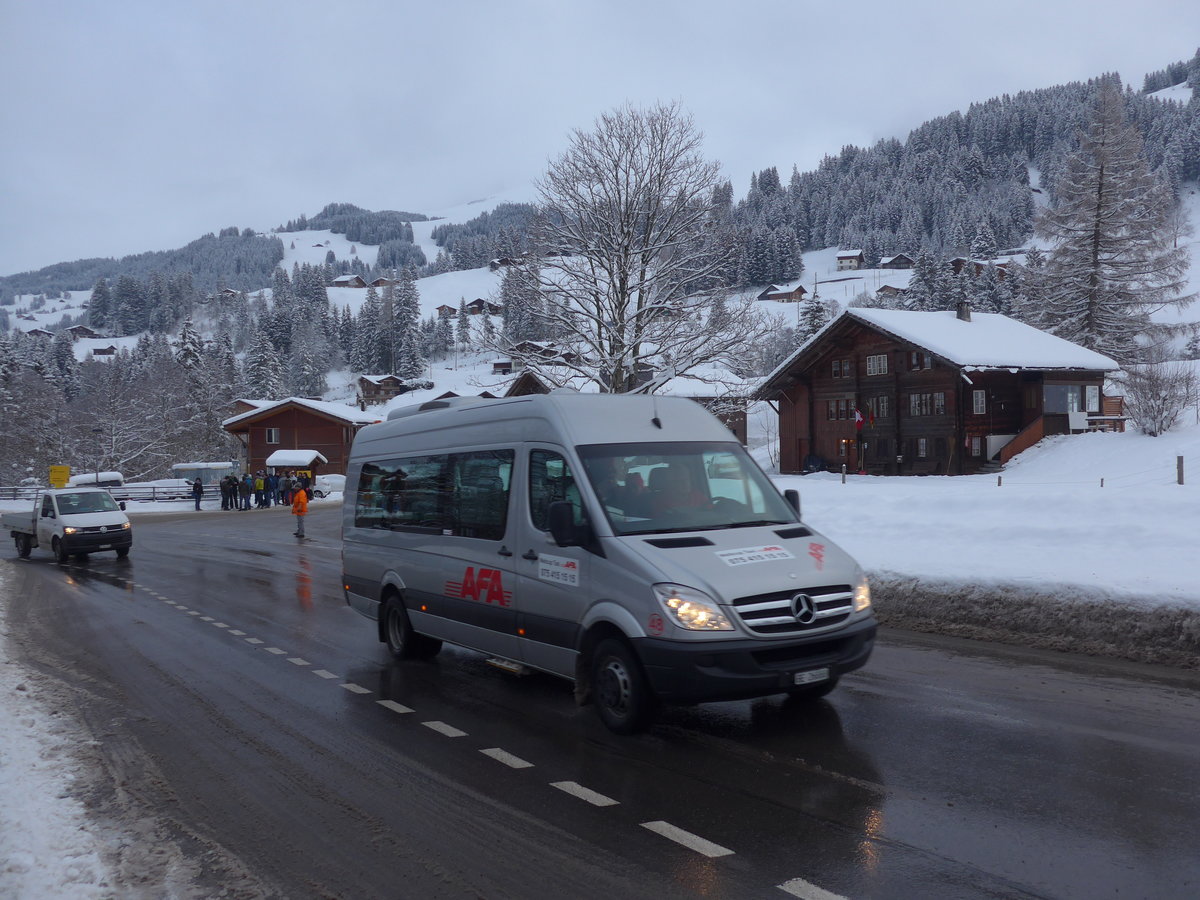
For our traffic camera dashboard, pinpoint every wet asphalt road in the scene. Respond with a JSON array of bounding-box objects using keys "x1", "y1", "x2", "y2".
[{"x1": 4, "y1": 504, "x2": 1199, "y2": 900}]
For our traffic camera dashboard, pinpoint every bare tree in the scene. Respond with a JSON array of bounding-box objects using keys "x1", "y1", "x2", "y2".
[
  {"x1": 1117, "y1": 359, "x2": 1200, "y2": 436},
  {"x1": 510, "y1": 102, "x2": 773, "y2": 393}
]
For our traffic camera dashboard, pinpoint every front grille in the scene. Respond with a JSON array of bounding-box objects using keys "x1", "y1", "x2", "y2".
[{"x1": 731, "y1": 583, "x2": 853, "y2": 635}]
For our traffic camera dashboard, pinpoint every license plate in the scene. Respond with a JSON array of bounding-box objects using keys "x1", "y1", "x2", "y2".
[
  {"x1": 98, "y1": 544, "x2": 110, "y2": 549},
  {"x1": 793, "y1": 667, "x2": 830, "y2": 686}
]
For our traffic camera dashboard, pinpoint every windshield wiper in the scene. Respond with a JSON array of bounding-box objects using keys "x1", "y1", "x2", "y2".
[{"x1": 726, "y1": 520, "x2": 789, "y2": 528}]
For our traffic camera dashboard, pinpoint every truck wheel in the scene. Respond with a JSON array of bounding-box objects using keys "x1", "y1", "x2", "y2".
[
  {"x1": 591, "y1": 638, "x2": 654, "y2": 734},
  {"x1": 383, "y1": 597, "x2": 441, "y2": 660},
  {"x1": 15, "y1": 534, "x2": 32, "y2": 559},
  {"x1": 52, "y1": 537, "x2": 70, "y2": 563},
  {"x1": 116, "y1": 547, "x2": 130, "y2": 559}
]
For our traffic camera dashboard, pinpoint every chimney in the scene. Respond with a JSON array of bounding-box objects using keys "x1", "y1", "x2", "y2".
[{"x1": 956, "y1": 300, "x2": 972, "y2": 322}]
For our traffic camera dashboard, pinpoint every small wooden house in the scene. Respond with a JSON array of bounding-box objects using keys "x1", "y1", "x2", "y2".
[
  {"x1": 223, "y1": 397, "x2": 381, "y2": 475},
  {"x1": 879, "y1": 254, "x2": 915, "y2": 270},
  {"x1": 330, "y1": 274, "x2": 367, "y2": 289},
  {"x1": 836, "y1": 250, "x2": 865, "y2": 271},
  {"x1": 465, "y1": 298, "x2": 503, "y2": 316},
  {"x1": 67, "y1": 324, "x2": 101, "y2": 340},
  {"x1": 358, "y1": 374, "x2": 410, "y2": 404}
]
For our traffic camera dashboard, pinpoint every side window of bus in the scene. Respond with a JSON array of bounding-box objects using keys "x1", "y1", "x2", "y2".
[{"x1": 529, "y1": 449, "x2": 582, "y2": 532}]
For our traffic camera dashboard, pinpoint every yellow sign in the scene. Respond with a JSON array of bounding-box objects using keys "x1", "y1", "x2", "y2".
[{"x1": 49, "y1": 465, "x2": 71, "y2": 488}]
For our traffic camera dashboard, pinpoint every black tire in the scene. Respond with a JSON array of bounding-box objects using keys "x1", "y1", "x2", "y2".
[
  {"x1": 383, "y1": 597, "x2": 441, "y2": 660},
  {"x1": 591, "y1": 638, "x2": 655, "y2": 734},
  {"x1": 52, "y1": 537, "x2": 69, "y2": 564},
  {"x1": 15, "y1": 534, "x2": 32, "y2": 559},
  {"x1": 115, "y1": 547, "x2": 130, "y2": 559},
  {"x1": 785, "y1": 676, "x2": 839, "y2": 701}
]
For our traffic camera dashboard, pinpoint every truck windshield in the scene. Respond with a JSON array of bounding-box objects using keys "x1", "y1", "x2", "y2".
[
  {"x1": 56, "y1": 492, "x2": 121, "y2": 514},
  {"x1": 577, "y1": 441, "x2": 797, "y2": 536}
]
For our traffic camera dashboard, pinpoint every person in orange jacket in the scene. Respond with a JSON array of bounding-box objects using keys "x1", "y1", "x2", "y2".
[{"x1": 291, "y1": 483, "x2": 308, "y2": 537}]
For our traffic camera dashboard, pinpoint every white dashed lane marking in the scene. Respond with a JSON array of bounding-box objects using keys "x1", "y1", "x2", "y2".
[
  {"x1": 422, "y1": 721, "x2": 467, "y2": 738},
  {"x1": 376, "y1": 700, "x2": 413, "y2": 714},
  {"x1": 245, "y1": 638, "x2": 264, "y2": 645},
  {"x1": 312, "y1": 670, "x2": 339, "y2": 680},
  {"x1": 287, "y1": 658, "x2": 311, "y2": 666},
  {"x1": 264, "y1": 647, "x2": 287, "y2": 655},
  {"x1": 551, "y1": 781, "x2": 618, "y2": 807},
  {"x1": 641, "y1": 821, "x2": 733, "y2": 858},
  {"x1": 229, "y1": 630, "x2": 246, "y2": 636},
  {"x1": 341, "y1": 683, "x2": 371, "y2": 695},
  {"x1": 777, "y1": 877, "x2": 849, "y2": 900},
  {"x1": 481, "y1": 748, "x2": 533, "y2": 769}
]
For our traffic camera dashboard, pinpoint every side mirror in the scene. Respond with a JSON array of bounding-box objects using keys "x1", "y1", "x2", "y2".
[
  {"x1": 784, "y1": 489, "x2": 801, "y2": 517},
  {"x1": 547, "y1": 501, "x2": 577, "y2": 546},
  {"x1": 119, "y1": 501, "x2": 126, "y2": 511}
]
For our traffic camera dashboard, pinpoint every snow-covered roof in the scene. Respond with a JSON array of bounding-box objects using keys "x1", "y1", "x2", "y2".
[
  {"x1": 222, "y1": 396, "x2": 381, "y2": 428},
  {"x1": 836, "y1": 249, "x2": 864, "y2": 257},
  {"x1": 265, "y1": 449, "x2": 328, "y2": 468},
  {"x1": 759, "y1": 308, "x2": 1119, "y2": 392},
  {"x1": 848, "y1": 309, "x2": 1120, "y2": 370}
]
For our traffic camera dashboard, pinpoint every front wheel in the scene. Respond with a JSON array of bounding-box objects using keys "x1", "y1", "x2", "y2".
[
  {"x1": 52, "y1": 537, "x2": 69, "y2": 563},
  {"x1": 116, "y1": 547, "x2": 130, "y2": 559},
  {"x1": 591, "y1": 638, "x2": 655, "y2": 734},
  {"x1": 15, "y1": 534, "x2": 32, "y2": 559}
]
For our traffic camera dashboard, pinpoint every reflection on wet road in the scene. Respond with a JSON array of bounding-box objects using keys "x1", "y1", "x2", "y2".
[{"x1": 5, "y1": 504, "x2": 1199, "y2": 899}]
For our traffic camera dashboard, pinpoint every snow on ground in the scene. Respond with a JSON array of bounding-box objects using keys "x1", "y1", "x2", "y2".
[{"x1": 0, "y1": 566, "x2": 113, "y2": 899}]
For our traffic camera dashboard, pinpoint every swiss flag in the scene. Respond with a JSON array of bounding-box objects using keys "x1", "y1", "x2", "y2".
[{"x1": 854, "y1": 408, "x2": 864, "y2": 431}]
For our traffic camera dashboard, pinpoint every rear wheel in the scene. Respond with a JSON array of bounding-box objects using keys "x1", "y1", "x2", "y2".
[
  {"x1": 591, "y1": 638, "x2": 655, "y2": 734},
  {"x1": 383, "y1": 597, "x2": 441, "y2": 660},
  {"x1": 14, "y1": 534, "x2": 32, "y2": 559},
  {"x1": 52, "y1": 537, "x2": 69, "y2": 563}
]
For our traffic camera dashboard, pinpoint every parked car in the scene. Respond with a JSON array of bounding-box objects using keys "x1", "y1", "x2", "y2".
[{"x1": 313, "y1": 474, "x2": 346, "y2": 498}]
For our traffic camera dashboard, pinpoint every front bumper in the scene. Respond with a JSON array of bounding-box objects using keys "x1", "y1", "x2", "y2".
[
  {"x1": 633, "y1": 615, "x2": 876, "y2": 703},
  {"x1": 63, "y1": 530, "x2": 133, "y2": 553}
]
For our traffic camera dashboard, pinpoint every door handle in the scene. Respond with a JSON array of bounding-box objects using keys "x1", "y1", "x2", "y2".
[
  {"x1": 497, "y1": 546, "x2": 513, "y2": 557},
  {"x1": 522, "y1": 550, "x2": 539, "y2": 561}
]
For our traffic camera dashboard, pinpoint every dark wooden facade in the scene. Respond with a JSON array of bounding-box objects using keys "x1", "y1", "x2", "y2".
[
  {"x1": 224, "y1": 402, "x2": 378, "y2": 475},
  {"x1": 760, "y1": 315, "x2": 1114, "y2": 476}
]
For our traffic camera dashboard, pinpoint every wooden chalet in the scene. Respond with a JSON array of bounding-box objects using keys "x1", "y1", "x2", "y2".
[
  {"x1": 90, "y1": 344, "x2": 118, "y2": 357},
  {"x1": 757, "y1": 305, "x2": 1120, "y2": 476},
  {"x1": 67, "y1": 324, "x2": 102, "y2": 340},
  {"x1": 358, "y1": 374, "x2": 411, "y2": 404},
  {"x1": 879, "y1": 254, "x2": 914, "y2": 270},
  {"x1": 758, "y1": 282, "x2": 809, "y2": 302},
  {"x1": 370, "y1": 277, "x2": 398, "y2": 288},
  {"x1": 465, "y1": 298, "x2": 503, "y2": 315},
  {"x1": 876, "y1": 285, "x2": 909, "y2": 301},
  {"x1": 435, "y1": 304, "x2": 458, "y2": 317},
  {"x1": 330, "y1": 274, "x2": 367, "y2": 288},
  {"x1": 222, "y1": 397, "x2": 381, "y2": 475},
  {"x1": 836, "y1": 250, "x2": 864, "y2": 271}
]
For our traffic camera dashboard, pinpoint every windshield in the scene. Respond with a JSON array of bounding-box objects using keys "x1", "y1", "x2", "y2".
[
  {"x1": 577, "y1": 441, "x2": 797, "y2": 536},
  {"x1": 55, "y1": 492, "x2": 121, "y2": 514}
]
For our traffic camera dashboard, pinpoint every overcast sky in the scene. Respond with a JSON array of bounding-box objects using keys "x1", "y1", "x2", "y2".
[{"x1": 1, "y1": 0, "x2": 1195, "y2": 276}]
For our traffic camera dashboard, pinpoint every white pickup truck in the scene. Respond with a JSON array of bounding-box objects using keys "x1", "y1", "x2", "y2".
[{"x1": 3, "y1": 488, "x2": 133, "y2": 562}]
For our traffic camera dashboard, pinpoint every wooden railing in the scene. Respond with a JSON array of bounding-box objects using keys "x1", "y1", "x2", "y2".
[{"x1": 999, "y1": 416, "x2": 1046, "y2": 466}]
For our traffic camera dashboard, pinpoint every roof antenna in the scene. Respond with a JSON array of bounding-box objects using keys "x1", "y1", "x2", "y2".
[{"x1": 651, "y1": 393, "x2": 662, "y2": 429}]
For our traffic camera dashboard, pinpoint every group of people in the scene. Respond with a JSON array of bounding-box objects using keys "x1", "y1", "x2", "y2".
[{"x1": 215, "y1": 471, "x2": 312, "y2": 512}]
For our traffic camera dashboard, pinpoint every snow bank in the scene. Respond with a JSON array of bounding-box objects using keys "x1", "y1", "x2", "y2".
[{"x1": 0, "y1": 567, "x2": 115, "y2": 898}]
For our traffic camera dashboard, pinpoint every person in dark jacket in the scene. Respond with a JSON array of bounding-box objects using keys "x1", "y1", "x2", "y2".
[
  {"x1": 238, "y1": 474, "x2": 252, "y2": 510},
  {"x1": 191, "y1": 478, "x2": 203, "y2": 511}
]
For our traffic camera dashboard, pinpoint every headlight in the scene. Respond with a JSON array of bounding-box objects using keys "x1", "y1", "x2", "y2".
[
  {"x1": 853, "y1": 577, "x2": 871, "y2": 612},
  {"x1": 63, "y1": 526, "x2": 79, "y2": 535},
  {"x1": 652, "y1": 583, "x2": 733, "y2": 631},
  {"x1": 121, "y1": 522, "x2": 131, "y2": 530}
]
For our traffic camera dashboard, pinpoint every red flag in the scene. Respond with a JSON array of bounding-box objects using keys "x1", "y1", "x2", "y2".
[{"x1": 854, "y1": 408, "x2": 864, "y2": 431}]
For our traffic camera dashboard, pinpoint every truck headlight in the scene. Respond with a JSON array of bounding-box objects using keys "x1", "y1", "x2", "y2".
[
  {"x1": 853, "y1": 577, "x2": 871, "y2": 612},
  {"x1": 121, "y1": 522, "x2": 131, "y2": 530},
  {"x1": 652, "y1": 583, "x2": 733, "y2": 631},
  {"x1": 63, "y1": 527, "x2": 79, "y2": 535}
]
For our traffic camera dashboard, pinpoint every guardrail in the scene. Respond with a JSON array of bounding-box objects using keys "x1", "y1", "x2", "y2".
[{"x1": 0, "y1": 485, "x2": 218, "y2": 502}]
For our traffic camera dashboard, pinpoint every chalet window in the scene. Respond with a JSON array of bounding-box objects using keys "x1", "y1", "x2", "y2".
[
  {"x1": 832, "y1": 358, "x2": 851, "y2": 378},
  {"x1": 908, "y1": 351, "x2": 927, "y2": 371},
  {"x1": 1025, "y1": 387, "x2": 1039, "y2": 410},
  {"x1": 867, "y1": 395, "x2": 890, "y2": 420},
  {"x1": 878, "y1": 395, "x2": 889, "y2": 418},
  {"x1": 837, "y1": 439, "x2": 847, "y2": 458},
  {"x1": 933, "y1": 392, "x2": 945, "y2": 415},
  {"x1": 265, "y1": 428, "x2": 280, "y2": 444},
  {"x1": 866, "y1": 354, "x2": 888, "y2": 375},
  {"x1": 1086, "y1": 385, "x2": 1100, "y2": 413},
  {"x1": 1043, "y1": 384, "x2": 1081, "y2": 413},
  {"x1": 838, "y1": 398, "x2": 851, "y2": 419},
  {"x1": 909, "y1": 393, "x2": 935, "y2": 416},
  {"x1": 973, "y1": 390, "x2": 986, "y2": 415},
  {"x1": 827, "y1": 401, "x2": 838, "y2": 421},
  {"x1": 917, "y1": 438, "x2": 928, "y2": 458},
  {"x1": 970, "y1": 436, "x2": 982, "y2": 457}
]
